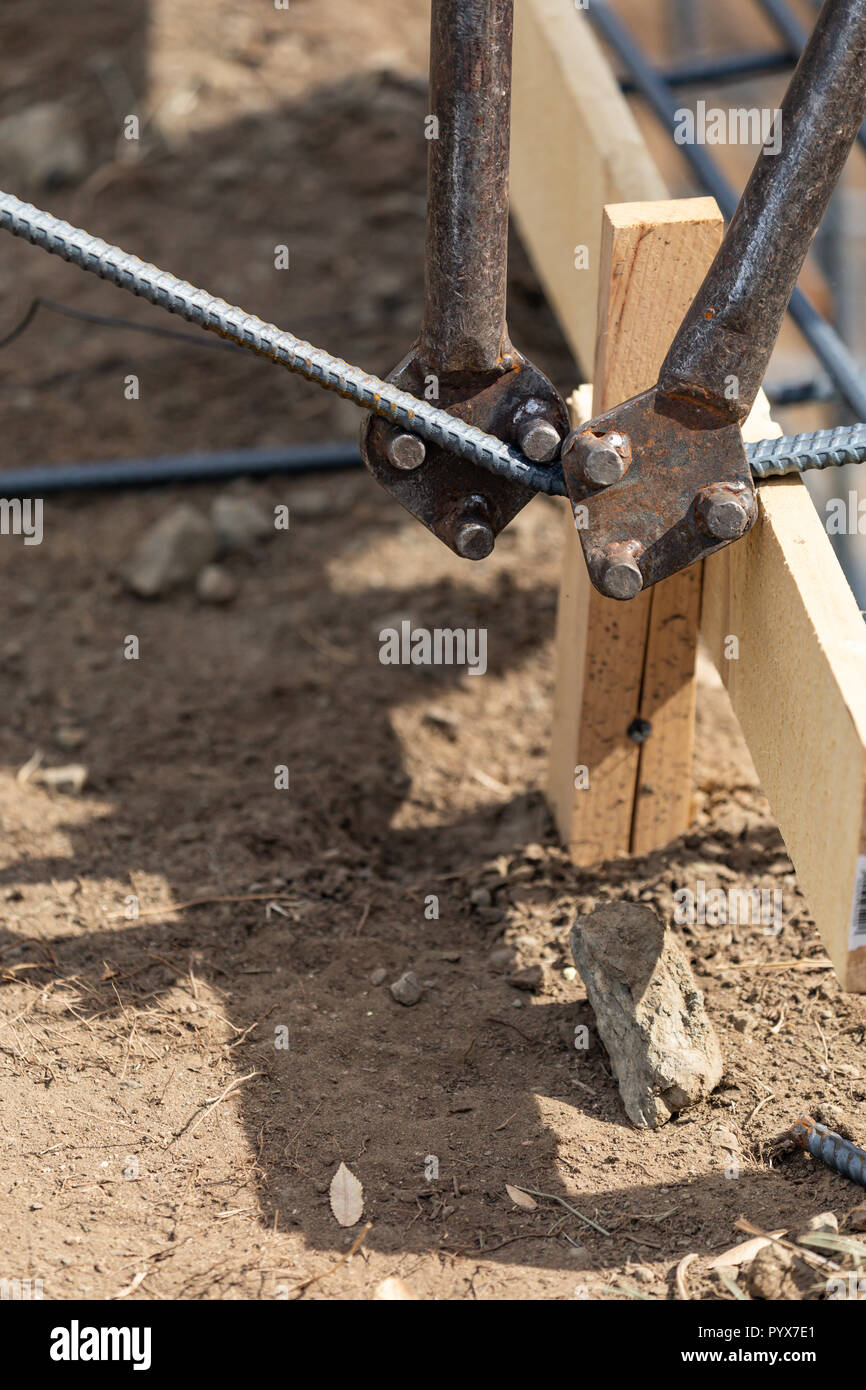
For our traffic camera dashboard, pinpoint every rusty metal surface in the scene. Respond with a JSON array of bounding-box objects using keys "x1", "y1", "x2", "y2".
[
  {"x1": 562, "y1": 390, "x2": 755, "y2": 598},
  {"x1": 360, "y1": 0, "x2": 566, "y2": 556},
  {"x1": 362, "y1": 346, "x2": 568, "y2": 554},
  {"x1": 790, "y1": 1115, "x2": 866, "y2": 1188},
  {"x1": 562, "y1": 0, "x2": 866, "y2": 598},
  {"x1": 659, "y1": 0, "x2": 866, "y2": 421},
  {"x1": 421, "y1": 0, "x2": 513, "y2": 375}
]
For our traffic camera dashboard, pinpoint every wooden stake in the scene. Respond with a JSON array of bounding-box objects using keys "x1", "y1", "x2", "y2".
[{"x1": 546, "y1": 199, "x2": 723, "y2": 864}]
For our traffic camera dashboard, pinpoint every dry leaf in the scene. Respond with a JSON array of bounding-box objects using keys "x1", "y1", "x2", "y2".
[
  {"x1": 374, "y1": 1276, "x2": 417, "y2": 1300},
  {"x1": 708, "y1": 1232, "x2": 786, "y2": 1270},
  {"x1": 506, "y1": 1183, "x2": 537, "y2": 1210},
  {"x1": 329, "y1": 1162, "x2": 364, "y2": 1227}
]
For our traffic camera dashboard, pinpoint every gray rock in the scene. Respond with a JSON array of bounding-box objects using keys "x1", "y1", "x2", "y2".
[
  {"x1": 488, "y1": 947, "x2": 517, "y2": 973},
  {"x1": 507, "y1": 964, "x2": 544, "y2": 993},
  {"x1": 0, "y1": 103, "x2": 87, "y2": 190},
  {"x1": 369, "y1": 967, "x2": 387, "y2": 986},
  {"x1": 125, "y1": 506, "x2": 217, "y2": 598},
  {"x1": 390, "y1": 970, "x2": 422, "y2": 1006},
  {"x1": 470, "y1": 886, "x2": 492, "y2": 909},
  {"x1": 196, "y1": 563, "x2": 238, "y2": 605},
  {"x1": 570, "y1": 903, "x2": 723, "y2": 1127},
  {"x1": 797, "y1": 1212, "x2": 838, "y2": 1241},
  {"x1": 848, "y1": 1204, "x2": 866, "y2": 1232},
  {"x1": 212, "y1": 494, "x2": 273, "y2": 551},
  {"x1": 746, "y1": 1243, "x2": 795, "y2": 1300}
]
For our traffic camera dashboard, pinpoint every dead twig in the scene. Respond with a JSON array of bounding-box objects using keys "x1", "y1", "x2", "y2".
[{"x1": 287, "y1": 1221, "x2": 372, "y2": 1297}]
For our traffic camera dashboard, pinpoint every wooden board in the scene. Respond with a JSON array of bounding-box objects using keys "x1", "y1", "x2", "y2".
[
  {"x1": 546, "y1": 200, "x2": 723, "y2": 865},
  {"x1": 511, "y1": 0, "x2": 866, "y2": 988},
  {"x1": 511, "y1": 0, "x2": 666, "y2": 372},
  {"x1": 702, "y1": 427, "x2": 866, "y2": 993}
]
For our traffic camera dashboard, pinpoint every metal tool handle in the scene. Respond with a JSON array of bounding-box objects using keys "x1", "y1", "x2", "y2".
[
  {"x1": 419, "y1": 0, "x2": 513, "y2": 375},
  {"x1": 659, "y1": 0, "x2": 866, "y2": 420}
]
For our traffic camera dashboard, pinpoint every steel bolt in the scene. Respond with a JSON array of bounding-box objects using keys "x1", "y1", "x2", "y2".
[
  {"x1": 455, "y1": 518, "x2": 495, "y2": 561},
  {"x1": 387, "y1": 430, "x2": 426, "y2": 471},
  {"x1": 563, "y1": 430, "x2": 629, "y2": 488},
  {"x1": 518, "y1": 417, "x2": 562, "y2": 463},
  {"x1": 598, "y1": 541, "x2": 643, "y2": 600},
  {"x1": 695, "y1": 484, "x2": 752, "y2": 540}
]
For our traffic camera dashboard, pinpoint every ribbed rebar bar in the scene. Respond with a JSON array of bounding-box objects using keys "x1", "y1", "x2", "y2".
[
  {"x1": 1, "y1": 190, "x2": 866, "y2": 499},
  {"x1": 747, "y1": 424, "x2": 866, "y2": 476},
  {"x1": 0, "y1": 191, "x2": 560, "y2": 496},
  {"x1": 790, "y1": 1116, "x2": 866, "y2": 1187}
]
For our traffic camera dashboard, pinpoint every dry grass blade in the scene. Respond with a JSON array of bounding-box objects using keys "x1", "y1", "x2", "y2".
[
  {"x1": 675, "y1": 1253, "x2": 697, "y2": 1300},
  {"x1": 510, "y1": 1185, "x2": 609, "y2": 1236}
]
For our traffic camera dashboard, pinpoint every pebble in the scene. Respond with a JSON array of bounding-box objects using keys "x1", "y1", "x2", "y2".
[
  {"x1": 847, "y1": 1204, "x2": 866, "y2": 1232},
  {"x1": 369, "y1": 967, "x2": 387, "y2": 986},
  {"x1": 212, "y1": 493, "x2": 273, "y2": 551},
  {"x1": 469, "y1": 886, "x2": 492, "y2": 909},
  {"x1": 125, "y1": 505, "x2": 217, "y2": 598},
  {"x1": 0, "y1": 102, "x2": 87, "y2": 190},
  {"x1": 488, "y1": 947, "x2": 517, "y2": 973},
  {"x1": 423, "y1": 707, "x2": 461, "y2": 740},
  {"x1": 507, "y1": 964, "x2": 544, "y2": 993},
  {"x1": 55, "y1": 725, "x2": 87, "y2": 750},
  {"x1": 797, "y1": 1212, "x2": 838, "y2": 1240},
  {"x1": 746, "y1": 1244, "x2": 795, "y2": 1300},
  {"x1": 390, "y1": 971, "x2": 423, "y2": 1006},
  {"x1": 196, "y1": 563, "x2": 239, "y2": 605}
]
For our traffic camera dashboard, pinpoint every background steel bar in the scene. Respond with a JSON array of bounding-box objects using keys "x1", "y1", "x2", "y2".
[{"x1": 589, "y1": 0, "x2": 866, "y2": 422}]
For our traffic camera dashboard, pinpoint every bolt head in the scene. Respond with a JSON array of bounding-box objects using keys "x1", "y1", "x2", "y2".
[
  {"x1": 696, "y1": 485, "x2": 751, "y2": 540},
  {"x1": 518, "y1": 418, "x2": 561, "y2": 463},
  {"x1": 455, "y1": 519, "x2": 494, "y2": 561},
  {"x1": 562, "y1": 431, "x2": 629, "y2": 488},
  {"x1": 598, "y1": 543, "x2": 643, "y2": 600},
  {"x1": 387, "y1": 431, "x2": 426, "y2": 471}
]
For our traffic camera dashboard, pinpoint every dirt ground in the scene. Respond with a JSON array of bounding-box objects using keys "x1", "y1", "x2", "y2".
[{"x1": 0, "y1": 0, "x2": 864, "y2": 1302}]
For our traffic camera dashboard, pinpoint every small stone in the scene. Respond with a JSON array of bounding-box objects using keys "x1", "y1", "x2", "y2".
[
  {"x1": 55, "y1": 725, "x2": 87, "y2": 750},
  {"x1": 571, "y1": 903, "x2": 723, "y2": 1128},
  {"x1": 212, "y1": 494, "x2": 273, "y2": 551},
  {"x1": 515, "y1": 934, "x2": 540, "y2": 952},
  {"x1": 470, "y1": 886, "x2": 492, "y2": 909},
  {"x1": 731, "y1": 1011, "x2": 753, "y2": 1034},
  {"x1": 30, "y1": 1202, "x2": 43, "y2": 1211},
  {"x1": 125, "y1": 505, "x2": 217, "y2": 598},
  {"x1": 196, "y1": 563, "x2": 238, "y2": 605},
  {"x1": 390, "y1": 971, "x2": 422, "y2": 1006},
  {"x1": 0, "y1": 102, "x2": 87, "y2": 190},
  {"x1": 798, "y1": 1212, "x2": 838, "y2": 1241},
  {"x1": 847, "y1": 1204, "x2": 866, "y2": 1232},
  {"x1": 369, "y1": 967, "x2": 387, "y2": 986},
  {"x1": 488, "y1": 947, "x2": 517, "y2": 973},
  {"x1": 813, "y1": 1105, "x2": 855, "y2": 1140},
  {"x1": 628, "y1": 1264, "x2": 656, "y2": 1284},
  {"x1": 423, "y1": 706, "x2": 460, "y2": 740},
  {"x1": 34, "y1": 764, "x2": 88, "y2": 795},
  {"x1": 746, "y1": 1243, "x2": 795, "y2": 1300},
  {"x1": 507, "y1": 964, "x2": 544, "y2": 993},
  {"x1": 562, "y1": 966, "x2": 577, "y2": 982}
]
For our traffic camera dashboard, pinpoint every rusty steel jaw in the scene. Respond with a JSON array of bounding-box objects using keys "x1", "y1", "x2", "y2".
[
  {"x1": 562, "y1": 389, "x2": 757, "y2": 599},
  {"x1": 361, "y1": 347, "x2": 568, "y2": 558}
]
